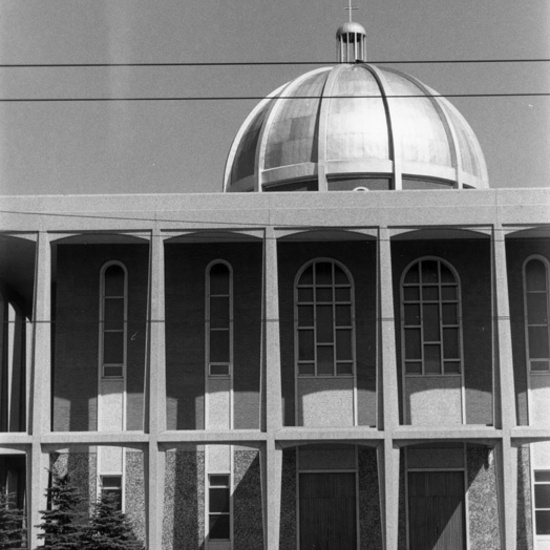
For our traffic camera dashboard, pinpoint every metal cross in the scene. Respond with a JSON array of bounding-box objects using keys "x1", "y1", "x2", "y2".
[{"x1": 344, "y1": 0, "x2": 359, "y2": 22}]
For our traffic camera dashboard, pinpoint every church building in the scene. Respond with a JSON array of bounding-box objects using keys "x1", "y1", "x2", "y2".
[{"x1": 0, "y1": 20, "x2": 549, "y2": 550}]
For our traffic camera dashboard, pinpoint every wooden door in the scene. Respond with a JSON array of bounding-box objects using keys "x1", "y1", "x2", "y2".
[
  {"x1": 299, "y1": 472, "x2": 357, "y2": 550},
  {"x1": 408, "y1": 471, "x2": 466, "y2": 550}
]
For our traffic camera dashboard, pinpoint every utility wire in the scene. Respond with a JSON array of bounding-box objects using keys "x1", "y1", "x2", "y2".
[
  {"x1": 0, "y1": 59, "x2": 548, "y2": 68},
  {"x1": 0, "y1": 92, "x2": 550, "y2": 103},
  {"x1": 0, "y1": 92, "x2": 547, "y2": 102}
]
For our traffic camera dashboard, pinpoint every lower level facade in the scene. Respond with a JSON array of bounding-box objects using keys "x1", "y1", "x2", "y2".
[{"x1": 0, "y1": 188, "x2": 549, "y2": 549}]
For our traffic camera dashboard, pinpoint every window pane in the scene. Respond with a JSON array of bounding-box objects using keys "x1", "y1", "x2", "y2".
[
  {"x1": 210, "y1": 330, "x2": 230, "y2": 362},
  {"x1": 336, "y1": 330, "x2": 352, "y2": 360},
  {"x1": 440, "y1": 263, "x2": 455, "y2": 283},
  {"x1": 298, "y1": 305, "x2": 314, "y2": 327},
  {"x1": 103, "y1": 332, "x2": 124, "y2": 363},
  {"x1": 209, "y1": 488, "x2": 230, "y2": 513},
  {"x1": 103, "y1": 488, "x2": 122, "y2": 510},
  {"x1": 335, "y1": 287, "x2": 350, "y2": 302},
  {"x1": 210, "y1": 475, "x2": 229, "y2": 486},
  {"x1": 421, "y1": 261, "x2": 439, "y2": 284},
  {"x1": 424, "y1": 344, "x2": 441, "y2": 374},
  {"x1": 298, "y1": 330, "x2": 314, "y2": 360},
  {"x1": 103, "y1": 365, "x2": 123, "y2": 378},
  {"x1": 441, "y1": 286, "x2": 457, "y2": 300},
  {"x1": 336, "y1": 362, "x2": 353, "y2": 376},
  {"x1": 300, "y1": 265, "x2": 313, "y2": 285},
  {"x1": 104, "y1": 299, "x2": 124, "y2": 330},
  {"x1": 443, "y1": 328, "x2": 459, "y2": 358},
  {"x1": 334, "y1": 264, "x2": 348, "y2": 284},
  {"x1": 444, "y1": 361, "x2": 461, "y2": 374},
  {"x1": 536, "y1": 511, "x2": 550, "y2": 535},
  {"x1": 316, "y1": 306, "x2": 333, "y2": 343},
  {"x1": 297, "y1": 287, "x2": 313, "y2": 302},
  {"x1": 316, "y1": 287, "x2": 333, "y2": 302},
  {"x1": 527, "y1": 293, "x2": 549, "y2": 324},
  {"x1": 535, "y1": 471, "x2": 550, "y2": 482},
  {"x1": 442, "y1": 303, "x2": 458, "y2": 325},
  {"x1": 298, "y1": 362, "x2": 315, "y2": 376},
  {"x1": 536, "y1": 484, "x2": 550, "y2": 508},
  {"x1": 315, "y1": 262, "x2": 332, "y2": 285},
  {"x1": 405, "y1": 329, "x2": 421, "y2": 360},
  {"x1": 527, "y1": 260, "x2": 548, "y2": 292},
  {"x1": 423, "y1": 304, "x2": 440, "y2": 341},
  {"x1": 405, "y1": 362, "x2": 422, "y2": 375},
  {"x1": 210, "y1": 364, "x2": 230, "y2": 376},
  {"x1": 531, "y1": 360, "x2": 550, "y2": 372},
  {"x1": 404, "y1": 263, "x2": 419, "y2": 284},
  {"x1": 403, "y1": 286, "x2": 420, "y2": 301},
  {"x1": 209, "y1": 514, "x2": 230, "y2": 539},
  {"x1": 423, "y1": 286, "x2": 439, "y2": 301},
  {"x1": 209, "y1": 264, "x2": 230, "y2": 295},
  {"x1": 102, "y1": 476, "x2": 122, "y2": 489},
  {"x1": 404, "y1": 304, "x2": 420, "y2": 326},
  {"x1": 104, "y1": 265, "x2": 125, "y2": 296},
  {"x1": 210, "y1": 297, "x2": 230, "y2": 328},
  {"x1": 317, "y1": 346, "x2": 334, "y2": 375},
  {"x1": 529, "y1": 326, "x2": 550, "y2": 359},
  {"x1": 335, "y1": 305, "x2": 351, "y2": 326}
]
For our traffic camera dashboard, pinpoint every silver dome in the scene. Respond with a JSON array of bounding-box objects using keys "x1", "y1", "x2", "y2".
[{"x1": 224, "y1": 63, "x2": 489, "y2": 192}]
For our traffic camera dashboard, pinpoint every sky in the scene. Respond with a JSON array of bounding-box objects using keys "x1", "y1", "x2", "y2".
[{"x1": 0, "y1": 0, "x2": 548, "y2": 196}]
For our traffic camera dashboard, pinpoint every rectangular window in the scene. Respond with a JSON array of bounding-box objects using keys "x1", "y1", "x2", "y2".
[
  {"x1": 101, "y1": 475, "x2": 122, "y2": 511},
  {"x1": 535, "y1": 470, "x2": 550, "y2": 535},
  {"x1": 208, "y1": 474, "x2": 230, "y2": 540}
]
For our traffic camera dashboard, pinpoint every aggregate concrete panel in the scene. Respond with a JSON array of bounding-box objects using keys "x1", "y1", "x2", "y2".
[
  {"x1": 233, "y1": 449, "x2": 263, "y2": 550},
  {"x1": 280, "y1": 448, "x2": 297, "y2": 550},
  {"x1": 358, "y1": 446, "x2": 383, "y2": 550},
  {"x1": 467, "y1": 444, "x2": 501, "y2": 550},
  {"x1": 125, "y1": 449, "x2": 146, "y2": 544},
  {"x1": 517, "y1": 445, "x2": 534, "y2": 550},
  {"x1": 162, "y1": 448, "x2": 205, "y2": 550}
]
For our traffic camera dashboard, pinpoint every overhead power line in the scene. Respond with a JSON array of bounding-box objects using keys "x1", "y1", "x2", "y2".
[
  {"x1": 0, "y1": 92, "x2": 547, "y2": 103},
  {"x1": 0, "y1": 58, "x2": 548, "y2": 68}
]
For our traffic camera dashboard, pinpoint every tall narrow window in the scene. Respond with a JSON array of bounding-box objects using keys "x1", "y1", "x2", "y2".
[
  {"x1": 401, "y1": 258, "x2": 462, "y2": 376},
  {"x1": 534, "y1": 470, "x2": 550, "y2": 535},
  {"x1": 524, "y1": 257, "x2": 550, "y2": 372},
  {"x1": 295, "y1": 259, "x2": 355, "y2": 377},
  {"x1": 100, "y1": 263, "x2": 127, "y2": 378},
  {"x1": 207, "y1": 262, "x2": 232, "y2": 377},
  {"x1": 208, "y1": 474, "x2": 231, "y2": 540}
]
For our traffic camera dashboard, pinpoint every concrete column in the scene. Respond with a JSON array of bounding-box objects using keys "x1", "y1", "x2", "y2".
[
  {"x1": 492, "y1": 226, "x2": 517, "y2": 550},
  {"x1": 29, "y1": 231, "x2": 52, "y2": 548},
  {"x1": 378, "y1": 227, "x2": 400, "y2": 550},
  {"x1": 263, "y1": 227, "x2": 283, "y2": 550},
  {"x1": 146, "y1": 229, "x2": 167, "y2": 550}
]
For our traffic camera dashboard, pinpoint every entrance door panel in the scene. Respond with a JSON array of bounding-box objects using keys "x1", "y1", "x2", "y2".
[
  {"x1": 408, "y1": 471, "x2": 465, "y2": 550},
  {"x1": 299, "y1": 472, "x2": 356, "y2": 550}
]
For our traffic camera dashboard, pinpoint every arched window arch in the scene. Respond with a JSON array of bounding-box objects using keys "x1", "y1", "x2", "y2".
[
  {"x1": 295, "y1": 259, "x2": 355, "y2": 377},
  {"x1": 99, "y1": 262, "x2": 127, "y2": 378},
  {"x1": 523, "y1": 256, "x2": 550, "y2": 372},
  {"x1": 401, "y1": 257, "x2": 463, "y2": 376},
  {"x1": 206, "y1": 261, "x2": 233, "y2": 377}
]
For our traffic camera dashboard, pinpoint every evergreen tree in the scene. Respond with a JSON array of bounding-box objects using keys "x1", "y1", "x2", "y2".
[
  {"x1": 0, "y1": 491, "x2": 26, "y2": 549},
  {"x1": 35, "y1": 473, "x2": 87, "y2": 550},
  {"x1": 86, "y1": 492, "x2": 144, "y2": 550}
]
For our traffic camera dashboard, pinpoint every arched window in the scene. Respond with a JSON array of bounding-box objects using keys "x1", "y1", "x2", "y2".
[
  {"x1": 401, "y1": 258, "x2": 462, "y2": 376},
  {"x1": 524, "y1": 257, "x2": 550, "y2": 372},
  {"x1": 295, "y1": 259, "x2": 355, "y2": 377},
  {"x1": 206, "y1": 262, "x2": 233, "y2": 377},
  {"x1": 99, "y1": 263, "x2": 127, "y2": 378}
]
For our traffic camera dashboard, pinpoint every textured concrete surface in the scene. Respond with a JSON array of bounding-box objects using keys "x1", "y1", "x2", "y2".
[
  {"x1": 233, "y1": 449, "x2": 264, "y2": 549},
  {"x1": 467, "y1": 445, "x2": 501, "y2": 550},
  {"x1": 280, "y1": 449, "x2": 297, "y2": 550},
  {"x1": 125, "y1": 450, "x2": 146, "y2": 544},
  {"x1": 162, "y1": 449, "x2": 205, "y2": 550},
  {"x1": 358, "y1": 447, "x2": 382, "y2": 550}
]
